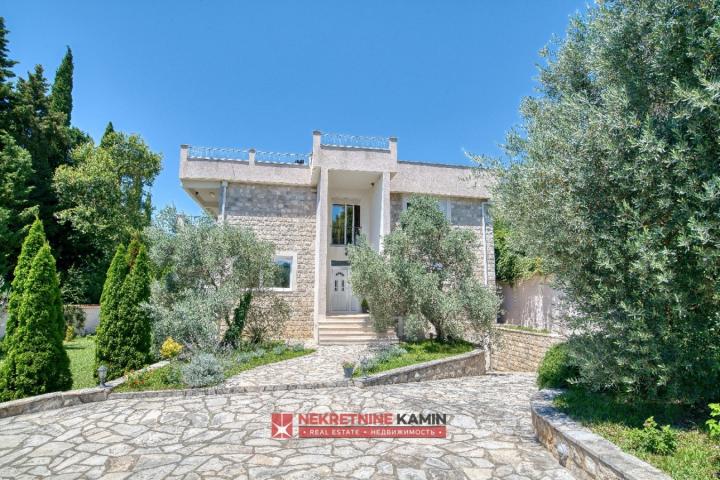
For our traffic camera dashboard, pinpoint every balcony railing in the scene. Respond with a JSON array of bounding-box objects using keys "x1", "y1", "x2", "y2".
[
  {"x1": 187, "y1": 146, "x2": 249, "y2": 161},
  {"x1": 320, "y1": 132, "x2": 390, "y2": 150},
  {"x1": 255, "y1": 150, "x2": 311, "y2": 165},
  {"x1": 187, "y1": 146, "x2": 311, "y2": 165}
]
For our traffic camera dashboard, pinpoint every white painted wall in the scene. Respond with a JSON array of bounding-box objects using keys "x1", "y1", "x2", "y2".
[{"x1": 499, "y1": 276, "x2": 568, "y2": 335}]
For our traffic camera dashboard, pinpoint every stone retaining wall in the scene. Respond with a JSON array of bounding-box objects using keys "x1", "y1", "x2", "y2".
[
  {"x1": 531, "y1": 389, "x2": 671, "y2": 480},
  {"x1": 491, "y1": 327, "x2": 564, "y2": 372},
  {"x1": 356, "y1": 349, "x2": 485, "y2": 387},
  {"x1": 0, "y1": 360, "x2": 167, "y2": 419},
  {"x1": 0, "y1": 352, "x2": 486, "y2": 418}
]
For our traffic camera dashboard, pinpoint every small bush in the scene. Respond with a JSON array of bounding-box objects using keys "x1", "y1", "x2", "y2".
[
  {"x1": 271, "y1": 344, "x2": 287, "y2": 356},
  {"x1": 160, "y1": 337, "x2": 183, "y2": 359},
  {"x1": 181, "y1": 353, "x2": 224, "y2": 388},
  {"x1": 537, "y1": 343, "x2": 578, "y2": 389},
  {"x1": 65, "y1": 324, "x2": 76, "y2": 342},
  {"x1": 707, "y1": 403, "x2": 720, "y2": 441},
  {"x1": 63, "y1": 304, "x2": 85, "y2": 338},
  {"x1": 235, "y1": 352, "x2": 254, "y2": 363},
  {"x1": 629, "y1": 417, "x2": 678, "y2": 455},
  {"x1": 290, "y1": 343, "x2": 305, "y2": 352}
]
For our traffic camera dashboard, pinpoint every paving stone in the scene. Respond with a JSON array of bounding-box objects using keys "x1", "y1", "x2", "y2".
[{"x1": 0, "y1": 374, "x2": 574, "y2": 479}]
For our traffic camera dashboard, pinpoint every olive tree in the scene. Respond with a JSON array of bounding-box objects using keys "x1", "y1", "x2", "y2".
[
  {"x1": 487, "y1": 0, "x2": 720, "y2": 403},
  {"x1": 145, "y1": 206, "x2": 281, "y2": 351},
  {"x1": 348, "y1": 195, "x2": 499, "y2": 343}
]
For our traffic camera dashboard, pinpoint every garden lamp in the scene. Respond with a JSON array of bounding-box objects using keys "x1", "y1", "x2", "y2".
[{"x1": 98, "y1": 365, "x2": 108, "y2": 387}]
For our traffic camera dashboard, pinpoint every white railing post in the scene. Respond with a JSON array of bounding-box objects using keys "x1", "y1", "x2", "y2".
[{"x1": 248, "y1": 148, "x2": 256, "y2": 166}]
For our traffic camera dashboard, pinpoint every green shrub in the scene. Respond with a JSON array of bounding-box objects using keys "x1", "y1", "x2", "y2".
[
  {"x1": 64, "y1": 324, "x2": 76, "y2": 342},
  {"x1": 95, "y1": 240, "x2": 152, "y2": 379},
  {"x1": 181, "y1": 353, "x2": 224, "y2": 388},
  {"x1": 629, "y1": 417, "x2": 678, "y2": 456},
  {"x1": 707, "y1": 403, "x2": 720, "y2": 441},
  {"x1": 3, "y1": 219, "x2": 45, "y2": 347},
  {"x1": 95, "y1": 243, "x2": 128, "y2": 376},
  {"x1": 0, "y1": 244, "x2": 72, "y2": 400},
  {"x1": 537, "y1": 343, "x2": 578, "y2": 389},
  {"x1": 63, "y1": 304, "x2": 85, "y2": 338}
]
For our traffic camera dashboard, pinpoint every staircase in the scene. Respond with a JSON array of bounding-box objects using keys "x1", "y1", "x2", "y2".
[{"x1": 318, "y1": 314, "x2": 398, "y2": 345}]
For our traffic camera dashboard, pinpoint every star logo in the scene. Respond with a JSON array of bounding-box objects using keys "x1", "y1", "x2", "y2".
[{"x1": 271, "y1": 413, "x2": 294, "y2": 439}]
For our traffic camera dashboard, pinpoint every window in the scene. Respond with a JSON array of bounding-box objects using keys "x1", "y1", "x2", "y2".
[
  {"x1": 331, "y1": 204, "x2": 361, "y2": 245},
  {"x1": 268, "y1": 253, "x2": 295, "y2": 290},
  {"x1": 403, "y1": 197, "x2": 451, "y2": 220}
]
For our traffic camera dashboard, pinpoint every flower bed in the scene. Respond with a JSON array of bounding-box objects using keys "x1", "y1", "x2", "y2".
[{"x1": 114, "y1": 343, "x2": 314, "y2": 393}]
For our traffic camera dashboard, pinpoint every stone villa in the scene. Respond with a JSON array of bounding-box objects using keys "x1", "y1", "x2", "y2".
[{"x1": 179, "y1": 131, "x2": 495, "y2": 344}]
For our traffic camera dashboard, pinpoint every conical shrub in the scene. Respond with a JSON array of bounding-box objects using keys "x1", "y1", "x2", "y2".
[
  {"x1": 95, "y1": 243, "x2": 129, "y2": 377},
  {"x1": 4, "y1": 219, "x2": 46, "y2": 345},
  {"x1": 95, "y1": 239, "x2": 152, "y2": 379},
  {"x1": 0, "y1": 244, "x2": 71, "y2": 400}
]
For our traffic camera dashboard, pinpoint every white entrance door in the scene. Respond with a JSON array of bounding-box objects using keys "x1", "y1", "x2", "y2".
[{"x1": 331, "y1": 266, "x2": 352, "y2": 312}]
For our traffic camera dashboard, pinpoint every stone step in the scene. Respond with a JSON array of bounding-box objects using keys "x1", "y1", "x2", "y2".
[
  {"x1": 318, "y1": 314, "x2": 397, "y2": 345},
  {"x1": 318, "y1": 337, "x2": 398, "y2": 345}
]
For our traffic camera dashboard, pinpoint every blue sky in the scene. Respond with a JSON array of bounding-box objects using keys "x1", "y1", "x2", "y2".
[{"x1": 4, "y1": 1, "x2": 585, "y2": 215}]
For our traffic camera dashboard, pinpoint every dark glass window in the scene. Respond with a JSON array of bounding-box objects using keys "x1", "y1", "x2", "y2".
[
  {"x1": 270, "y1": 255, "x2": 293, "y2": 289},
  {"x1": 331, "y1": 203, "x2": 360, "y2": 245}
]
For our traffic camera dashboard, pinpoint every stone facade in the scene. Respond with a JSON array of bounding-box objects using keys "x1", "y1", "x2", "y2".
[
  {"x1": 491, "y1": 327, "x2": 565, "y2": 372},
  {"x1": 225, "y1": 184, "x2": 316, "y2": 338}
]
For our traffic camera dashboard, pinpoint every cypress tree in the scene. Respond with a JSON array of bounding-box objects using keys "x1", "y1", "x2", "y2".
[
  {"x1": 0, "y1": 243, "x2": 71, "y2": 400},
  {"x1": 3, "y1": 219, "x2": 46, "y2": 345},
  {"x1": 0, "y1": 133, "x2": 33, "y2": 279},
  {"x1": 96, "y1": 239, "x2": 152, "y2": 379},
  {"x1": 115, "y1": 243, "x2": 152, "y2": 374},
  {"x1": 49, "y1": 47, "x2": 73, "y2": 125},
  {"x1": 0, "y1": 17, "x2": 17, "y2": 132},
  {"x1": 95, "y1": 242, "x2": 129, "y2": 377},
  {"x1": 100, "y1": 122, "x2": 115, "y2": 148}
]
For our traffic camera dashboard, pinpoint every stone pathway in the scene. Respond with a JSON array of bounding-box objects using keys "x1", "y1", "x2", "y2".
[
  {"x1": 0, "y1": 374, "x2": 575, "y2": 479},
  {"x1": 224, "y1": 345, "x2": 372, "y2": 388}
]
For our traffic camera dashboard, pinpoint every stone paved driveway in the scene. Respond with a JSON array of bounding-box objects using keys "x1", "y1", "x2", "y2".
[{"x1": 0, "y1": 374, "x2": 574, "y2": 480}]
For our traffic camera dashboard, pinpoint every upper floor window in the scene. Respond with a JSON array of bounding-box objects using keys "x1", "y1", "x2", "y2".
[
  {"x1": 331, "y1": 204, "x2": 361, "y2": 245},
  {"x1": 404, "y1": 197, "x2": 451, "y2": 220}
]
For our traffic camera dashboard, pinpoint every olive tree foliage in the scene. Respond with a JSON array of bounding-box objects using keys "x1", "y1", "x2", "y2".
[
  {"x1": 145, "y1": 206, "x2": 278, "y2": 352},
  {"x1": 348, "y1": 195, "x2": 499, "y2": 342},
  {"x1": 484, "y1": 0, "x2": 720, "y2": 403}
]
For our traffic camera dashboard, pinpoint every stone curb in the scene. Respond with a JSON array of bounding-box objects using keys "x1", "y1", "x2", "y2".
[
  {"x1": 0, "y1": 360, "x2": 169, "y2": 419},
  {"x1": 495, "y1": 326, "x2": 563, "y2": 339},
  {"x1": 354, "y1": 349, "x2": 486, "y2": 387},
  {"x1": 0, "y1": 351, "x2": 485, "y2": 417},
  {"x1": 530, "y1": 389, "x2": 671, "y2": 480}
]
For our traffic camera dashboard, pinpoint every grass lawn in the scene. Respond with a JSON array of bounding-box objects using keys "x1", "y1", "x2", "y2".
[
  {"x1": 554, "y1": 388, "x2": 720, "y2": 480},
  {"x1": 354, "y1": 339, "x2": 475, "y2": 377},
  {"x1": 114, "y1": 345, "x2": 315, "y2": 393},
  {"x1": 64, "y1": 336, "x2": 97, "y2": 389}
]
